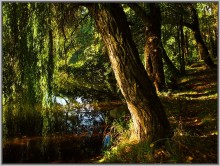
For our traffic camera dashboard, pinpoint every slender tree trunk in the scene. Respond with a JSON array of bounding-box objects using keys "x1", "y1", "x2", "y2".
[
  {"x1": 128, "y1": 3, "x2": 165, "y2": 92},
  {"x1": 161, "y1": 45, "x2": 181, "y2": 77},
  {"x1": 176, "y1": 25, "x2": 181, "y2": 72},
  {"x1": 180, "y1": 15, "x2": 185, "y2": 75},
  {"x1": 211, "y1": 30, "x2": 217, "y2": 59},
  {"x1": 128, "y1": 3, "x2": 180, "y2": 79},
  {"x1": 184, "y1": 31, "x2": 190, "y2": 65},
  {"x1": 87, "y1": 3, "x2": 172, "y2": 142},
  {"x1": 47, "y1": 28, "x2": 54, "y2": 97},
  {"x1": 184, "y1": 6, "x2": 215, "y2": 67},
  {"x1": 144, "y1": 4, "x2": 165, "y2": 92}
]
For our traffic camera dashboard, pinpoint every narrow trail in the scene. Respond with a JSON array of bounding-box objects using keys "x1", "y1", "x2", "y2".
[{"x1": 161, "y1": 62, "x2": 218, "y2": 163}]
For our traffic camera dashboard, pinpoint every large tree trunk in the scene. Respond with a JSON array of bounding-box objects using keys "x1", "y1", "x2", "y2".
[{"x1": 87, "y1": 4, "x2": 172, "y2": 142}]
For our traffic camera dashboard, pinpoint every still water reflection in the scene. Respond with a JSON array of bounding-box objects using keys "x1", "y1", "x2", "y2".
[
  {"x1": 3, "y1": 133, "x2": 103, "y2": 163},
  {"x1": 3, "y1": 97, "x2": 109, "y2": 163}
]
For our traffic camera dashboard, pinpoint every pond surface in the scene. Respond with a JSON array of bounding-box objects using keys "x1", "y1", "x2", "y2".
[
  {"x1": 3, "y1": 98, "x2": 126, "y2": 163},
  {"x1": 3, "y1": 133, "x2": 103, "y2": 163}
]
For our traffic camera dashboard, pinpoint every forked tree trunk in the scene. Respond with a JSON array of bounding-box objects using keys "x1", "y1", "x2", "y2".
[{"x1": 87, "y1": 4, "x2": 172, "y2": 142}]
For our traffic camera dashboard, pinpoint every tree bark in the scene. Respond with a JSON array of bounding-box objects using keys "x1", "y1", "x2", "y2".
[
  {"x1": 87, "y1": 3, "x2": 172, "y2": 142},
  {"x1": 128, "y1": 3, "x2": 165, "y2": 92},
  {"x1": 144, "y1": 4, "x2": 165, "y2": 92}
]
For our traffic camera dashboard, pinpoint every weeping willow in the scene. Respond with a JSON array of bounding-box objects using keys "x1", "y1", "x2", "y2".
[
  {"x1": 3, "y1": 2, "x2": 116, "y2": 137},
  {"x1": 2, "y1": 2, "x2": 57, "y2": 137}
]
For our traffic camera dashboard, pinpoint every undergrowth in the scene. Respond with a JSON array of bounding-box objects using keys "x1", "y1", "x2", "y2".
[
  {"x1": 98, "y1": 119, "x2": 217, "y2": 163},
  {"x1": 95, "y1": 63, "x2": 217, "y2": 164}
]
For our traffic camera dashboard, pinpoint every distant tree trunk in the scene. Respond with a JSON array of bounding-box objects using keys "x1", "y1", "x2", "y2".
[
  {"x1": 184, "y1": 31, "x2": 190, "y2": 65},
  {"x1": 128, "y1": 3, "x2": 180, "y2": 76},
  {"x1": 144, "y1": 4, "x2": 165, "y2": 92},
  {"x1": 176, "y1": 24, "x2": 181, "y2": 72},
  {"x1": 184, "y1": 6, "x2": 215, "y2": 67},
  {"x1": 47, "y1": 28, "x2": 54, "y2": 98},
  {"x1": 87, "y1": 3, "x2": 172, "y2": 142},
  {"x1": 211, "y1": 2, "x2": 218, "y2": 59},
  {"x1": 180, "y1": 15, "x2": 185, "y2": 75},
  {"x1": 161, "y1": 46, "x2": 180, "y2": 76},
  {"x1": 209, "y1": 28, "x2": 217, "y2": 59}
]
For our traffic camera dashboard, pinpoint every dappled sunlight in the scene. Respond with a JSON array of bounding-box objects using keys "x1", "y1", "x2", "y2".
[{"x1": 157, "y1": 62, "x2": 218, "y2": 163}]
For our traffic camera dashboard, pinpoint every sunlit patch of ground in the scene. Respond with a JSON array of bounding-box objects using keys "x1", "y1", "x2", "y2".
[
  {"x1": 96, "y1": 61, "x2": 218, "y2": 163},
  {"x1": 159, "y1": 62, "x2": 218, "y2": 163}
]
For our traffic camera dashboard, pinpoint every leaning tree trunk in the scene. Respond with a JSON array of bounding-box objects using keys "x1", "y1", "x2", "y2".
[
  {"x1": 161, "y1": 46, "x2": 180, "y2": 77},
  {"x1": 184, "y1": 6, "x2": 215, "y2": 68},
  {"x1": 87, "y1": 3, "x2": 172, "y2": 142}
]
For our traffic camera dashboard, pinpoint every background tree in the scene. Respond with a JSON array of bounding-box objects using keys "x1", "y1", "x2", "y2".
[
  {"x1": 197, "y1": 2, "x2": 218, "y2": 59},
  {"x1": 128, "y1": 3, "x2": 181, "y2": 91},
  {"x1": 183, "y1": 3, "x2": 215, "y2": 67}
]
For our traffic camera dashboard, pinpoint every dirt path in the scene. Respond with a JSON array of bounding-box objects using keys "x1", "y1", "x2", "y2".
[{"x1": 160, "y1": 62, "x2": 218, "y2": 163}]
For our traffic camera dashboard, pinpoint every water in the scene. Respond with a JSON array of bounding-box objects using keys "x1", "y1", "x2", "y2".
[
  {"x1": 2, "y1": 95, "x2": 128, "y2": 163},
  {"x1": 2, "y1": 97, "x2": 126, "y2": 163},
  {"x1": 3, "y1": 107, "x2": 106, "y2": 163},
  {"x1": 3, "y1": 134, "x2": 103, "y2": 163}
]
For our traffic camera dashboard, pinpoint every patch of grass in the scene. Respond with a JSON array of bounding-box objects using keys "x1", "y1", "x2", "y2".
[
  {"x1": 95, "y1": 120, "x2": 217, "y2": 163},
  {"x1": 99, "y1": 139, "x2": 154, "y2": 163},
  {"x1": 95, "y1": 63, "x2": 218, "y2": 164}
]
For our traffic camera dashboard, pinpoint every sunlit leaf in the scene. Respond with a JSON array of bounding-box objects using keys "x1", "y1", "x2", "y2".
[
  {"x1": 187, "y1": 156, "x2": 193, "y2": 161},
  {"x1": 150, "y1": 143, "x2": 154, "y2": 148}
]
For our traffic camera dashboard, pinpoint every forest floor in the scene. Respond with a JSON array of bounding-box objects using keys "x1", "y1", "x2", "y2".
[
  {"x1": 158, "y1": 61, "x2": 218, "y2": 163},
  {"x1": 92, "y1": 61, "x2": 218, "y2": 164}
]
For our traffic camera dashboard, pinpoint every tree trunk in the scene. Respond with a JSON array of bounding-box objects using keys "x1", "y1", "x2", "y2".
[
  {"x1": 144, "y1": 4, "x2": 165, "y2": 92},
  {"x1": 87, "y1": 4, "x2": 172, "y2": 142},
  {"x1": 180, "y1": 15, "x2": 185, "y2": 75},
  {"x1": 161, "y1": 45, "x2": 181, "y2": 77},
  {"x1": 184, "y1": 31, "x2": 190, "y2": 65},
  {"x1": 176, "y1": 24, "x2": 181, "y2": 72},
  {"x1": 128, "y1": 3, "x2": 165, "y2": 92},
  {"x1": 184, "y1": 6, "x2": 215, "y2": 67}
]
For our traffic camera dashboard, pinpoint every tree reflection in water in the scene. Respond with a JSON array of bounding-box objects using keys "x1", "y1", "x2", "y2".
[{"x1": 3, "y1": 97, "x2": 109, "y2": 163}]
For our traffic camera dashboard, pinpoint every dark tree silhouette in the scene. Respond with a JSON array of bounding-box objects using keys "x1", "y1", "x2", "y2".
[{"x1": 184, "y1": 5, "x2": 215, "y2": 68}]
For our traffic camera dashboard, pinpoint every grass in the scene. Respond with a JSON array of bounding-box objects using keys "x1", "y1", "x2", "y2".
[{"x1": 93, "y1": 62, "x2": 218, "y2": 163}]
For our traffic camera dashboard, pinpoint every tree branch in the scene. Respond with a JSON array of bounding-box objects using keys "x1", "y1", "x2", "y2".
[
  {"x1": 183, "y1": 21, "x2": 195, "y2": 30},
  {"x1": 127, "y1": 3, "x2": 150, "y2": 26}
]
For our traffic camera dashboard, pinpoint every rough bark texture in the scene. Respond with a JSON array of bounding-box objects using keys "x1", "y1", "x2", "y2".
[{"x1": 87, "y1": 4, "x2": 172, "y2": 142}]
